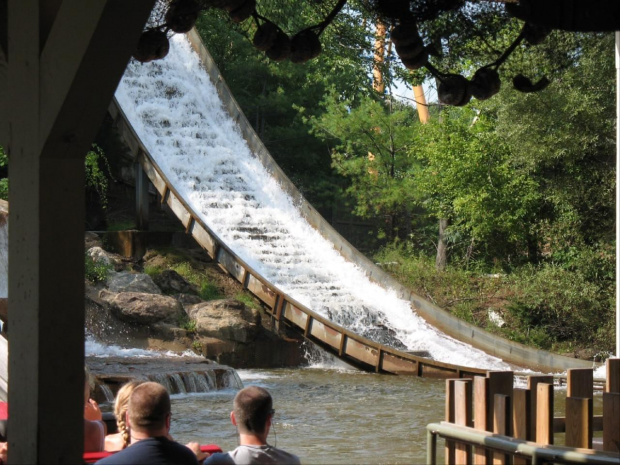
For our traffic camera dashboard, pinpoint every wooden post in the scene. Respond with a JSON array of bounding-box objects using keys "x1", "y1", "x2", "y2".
[
  {"x1": 473, "y1": 376, "x2": 489, "y2": 465},
  {"x1": 445, "y1": 379, "x2": 457, "y2": 465},
  {"x1": 512, "y1": 388, "x2": 531, "y2": 465},
  {"x1": 565, "y1": 397, "x2": 592, "y2": 448},
  {"x1": 607, "y1": 358, "x2": 620, "y2": 393},
  {"x1": 486, "y1": 371, "x2": 513, "y2": 431},
  {"x1": 602, "y1": 358, "x2": 620, "y2": 452},
  {"x1": 536, "y1": 383, "x2": 554, "y2": 445},
  {"x1": 6, "y1": 1, "x2": 155, "y2": 462},
  {"x1": 527, "y1": 375, "x2": 553, "y2": 440},
  {"x1": 493, "y1": 394, "x2": 511, "y2": 465},
  {"x1": 603, "y1": 392, "x2": 620, "y2": 452},
  {"x1": 455, "y1": 379, "x2": 473, "y2": 465},
  {"x1": 567, "y1": 368, "x2": 593, "y2": 399},
  {"x1": 136, "y1": 160, "x2": 150, "y2": 230}
]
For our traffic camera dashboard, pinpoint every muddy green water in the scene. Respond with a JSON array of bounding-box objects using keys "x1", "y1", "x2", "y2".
[
  {"x1": 166, "y1": 367, "x2": 603, "y2": 464},
  {"x1": 170, "y1": 367, "x2": 446, "y2": 464}
]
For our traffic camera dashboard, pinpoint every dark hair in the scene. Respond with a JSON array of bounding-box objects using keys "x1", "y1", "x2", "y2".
[
  {"x1": 128, "y1": 382, "x2": 170, "y2": 433},
  {"x1": 233, "y1": 386, "x2": 273, "y2": 434}
]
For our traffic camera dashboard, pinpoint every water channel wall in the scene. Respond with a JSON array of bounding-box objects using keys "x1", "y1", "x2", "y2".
[{"x1": 111, "y1": 28, "x2": 594, "y2": 375}]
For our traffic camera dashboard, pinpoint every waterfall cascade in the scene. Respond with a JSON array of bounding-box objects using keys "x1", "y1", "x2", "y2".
[
  {"x1": 87, "y1": 355, "x2": 243, "y2": 403},
  {"x1": 115, "y1": 35, "x2": 509, "y2": 371}
]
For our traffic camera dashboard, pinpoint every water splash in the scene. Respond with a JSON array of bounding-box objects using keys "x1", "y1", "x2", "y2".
[
  {"x1": 85, "y1": 335, "x2": 196, "y2": 358},
  {"x1": 115, "y1": 34, "x2": 509, "y2": 371},
  {"x1": 97, "y1": 383, "x2": 115, "y2": 402},
  {"x1": 170, "y1": 373, "x2": 187, "y2": 394}
]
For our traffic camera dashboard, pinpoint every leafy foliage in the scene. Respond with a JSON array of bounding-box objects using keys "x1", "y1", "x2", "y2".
[
  {"x1": 85, "y1": 144, "x2": 112, "y2": 210},
  {"x1": 308, "y1": 94, "x2": 420, "y2": 240},
  {"x1": 84, "y1": 253, "x2": 112, "y2": 283}
]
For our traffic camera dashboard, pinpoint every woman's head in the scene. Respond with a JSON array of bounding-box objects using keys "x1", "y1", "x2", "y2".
[{"x1": 114, "y1": 380, "x2": 143, "y2": 447}]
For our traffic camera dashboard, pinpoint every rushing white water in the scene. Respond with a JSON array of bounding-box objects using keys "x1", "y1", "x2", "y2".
[
  {"x1": 85, "y1": 335, "x2": 196, "y2": 358},
  {"x1": 115, "y1": 34, "x2": 509, "y2": 371}
]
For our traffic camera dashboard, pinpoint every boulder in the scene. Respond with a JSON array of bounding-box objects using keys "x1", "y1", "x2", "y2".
[
  {"x1": 175, "y1": 293, "x2": 203, "y2": 309},
  {"x1": 153, "y1": 269, "x2": 197, "y2": 295},
  {"x1": 107, "y1": 271, "x2": 162, "y2": 294},
  {"x1": 84, "y1": 232, "x2": 102, "y2": 250},
  {"x1": 99, "y1": 290, "x2": 184, "y2": 324},
  {"x1": 87, "y1": 246, "x2": 112, "y2": 266},
  {"x1": 187, "y1": 299, "x2": 261, "y2": 343}
]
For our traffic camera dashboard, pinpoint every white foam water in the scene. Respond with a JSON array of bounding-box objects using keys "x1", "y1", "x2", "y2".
[
  {"x1": 115, "y1": 34, "x2": 509, "y2": 371},
  {"x1": 85, "y1": 335, "x2": 196, "y2": 358}
]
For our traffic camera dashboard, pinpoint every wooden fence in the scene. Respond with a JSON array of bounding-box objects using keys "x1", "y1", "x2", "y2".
[{"x1": 433, "y1": 358, "x2": 620, "y2": 464}]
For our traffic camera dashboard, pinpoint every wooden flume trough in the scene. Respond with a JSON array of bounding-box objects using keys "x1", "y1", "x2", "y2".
[
  {"x1": 107, "y1": 102, "x2": 485, "y2": 378},
  {"x1": 107, "y1": 27, "x2": 598, "y2": 377}
]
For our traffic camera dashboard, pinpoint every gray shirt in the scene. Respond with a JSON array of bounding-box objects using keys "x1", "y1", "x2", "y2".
[{"x1": 204, "y1": 445, "x2": 301, "y2": 465}]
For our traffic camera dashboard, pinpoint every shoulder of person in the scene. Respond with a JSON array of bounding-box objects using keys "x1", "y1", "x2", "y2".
[{"x1": 203, "y1": 451, "x2": 235, "y2": 465}]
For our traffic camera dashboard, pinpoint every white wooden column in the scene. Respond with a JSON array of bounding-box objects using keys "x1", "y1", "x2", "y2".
[{"x1": 5, "y1": 1, "x2": 154, "y2": 462}]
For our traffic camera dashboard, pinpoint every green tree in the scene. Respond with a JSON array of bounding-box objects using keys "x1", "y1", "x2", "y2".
[
  {"x1": 412, "y1": 106, "x2": 540, "y2": 268},
  {"x1": 308, "y1": 93, "x2": 421, "y2": 241}
]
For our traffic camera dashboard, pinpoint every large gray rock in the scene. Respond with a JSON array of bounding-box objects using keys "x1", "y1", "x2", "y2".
[
  {"x1": 107, "y1": 271, "x2": 161, "y2": 294},
  {"x1": 99, "y1": 290, "x2": 184, "y2": 324},
  {"x1": 187, "y1": 299, "x2": 261, "y2": 343},
  {"x1": 87, "y1": 246, "x2": 112, "y2": 266},
  {"x1": 153, "y1": 270, "x2": 197, "y2": 295}
]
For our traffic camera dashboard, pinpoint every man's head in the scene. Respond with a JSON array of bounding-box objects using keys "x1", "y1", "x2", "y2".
[
  {"x1": 127, "y1": 382, "x2": 171, "y2": 436},
  {"x1": 232, "y1": 386, "x2": 273, "y2": 436}
]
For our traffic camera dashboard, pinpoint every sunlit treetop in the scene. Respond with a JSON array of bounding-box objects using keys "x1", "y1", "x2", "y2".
[{"x1": 133, "y1": 0, "x2": 620, "y2": 106}]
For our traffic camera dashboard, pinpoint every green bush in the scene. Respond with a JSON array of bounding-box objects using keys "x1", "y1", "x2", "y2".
[
  {"x1": 144, "y1": 265, "x2": 162, "y2": 280},
  {"x1": 234, "y1": 292, "x2": 259, "y2": 309},
  {"x1": 85, "y1": 253, "x2": 112, "y2": 283},
  {"x1": 85, "y1": 144, "x2": 112, "y2": 210},
  {"x1": 199, "y1": 282, "x2": 222, "y2": 300},
  {"x1": 177, "y1": 315, "x2": 197, "y2": 333},
  {"x1": 506, "y1": 264, "x2": 612, "y2": 349}
]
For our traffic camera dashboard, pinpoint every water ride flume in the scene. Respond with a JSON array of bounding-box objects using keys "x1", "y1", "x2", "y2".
[{"x1": 112, "y1": 22, "x2": 599, "y2": 378}]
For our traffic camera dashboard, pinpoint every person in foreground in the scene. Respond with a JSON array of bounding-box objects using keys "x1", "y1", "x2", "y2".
[
  {"x1": 96, "y1": 381, "x2": 200, "y2": 465},
  {"x1": 204, "y1": 386, "x2": 300, "y2": 465}
]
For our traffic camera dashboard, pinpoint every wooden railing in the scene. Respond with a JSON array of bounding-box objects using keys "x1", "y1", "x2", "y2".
[
  {"x1": 123, "y1": 139, "x2": 486, "y2": 379},
  {"x1": 429, "y1": 358, "x2": 620, "y2": 464}
]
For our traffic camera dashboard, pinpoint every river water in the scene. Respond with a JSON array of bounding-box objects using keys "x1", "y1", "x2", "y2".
[{"x1": 168, "y1": 366, "x2": 447, "y2": 464}]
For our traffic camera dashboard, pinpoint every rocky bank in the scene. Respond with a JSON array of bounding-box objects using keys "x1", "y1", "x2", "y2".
[{"x1": 85, "y1": 232, "x2": 306, "y2": 369}]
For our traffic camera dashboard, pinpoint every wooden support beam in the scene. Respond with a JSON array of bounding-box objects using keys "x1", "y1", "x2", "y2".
[
  {"x1": 535, "y1": 383, "x2": 554, "y2": 445},
  {"x1": 486, "y1": 371, "x2": 513, "y2": 432},
  {"x1": 607, "y1": 358, "x2": 620, "y2": 393},
  {"x1": 565, "y1": 397, "x2": 592, "y2": 448},
  {"x1": 567, "y1": 368, "x2": 593, "y2": 399},
  {"x1": 455, "y1": 379, "x2": 472, "y2": 465},
  {"x1": 527, "y1": 375, "x2": 553, "y2": 441},
  {"x1": 512, "y1": 388, "x2": 530, "y2": 465},
  {"x1": 473, "y1": 376, "x2": 489, "y2": 465},
  {"x1": 136, "y1": 160, "x2": 150, "y2": 230},
  {"x1": 493, "y1": 394, "x2": 511, "y2": 465},
  {"x1": 602, "y1": 392, "x2": 620, "y2": 452},
  {"x1": 6, "y1": 1, "x2": 154, "y2": 462},
  {"x1": 445, "y1": 379, "x2": 458, "y2": 465}
]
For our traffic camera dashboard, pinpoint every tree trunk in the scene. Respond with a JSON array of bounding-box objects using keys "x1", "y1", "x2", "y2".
[
  {"x1": 372, "y1": 19, "x2": 386, "y2": 94},
  {"x1": 436, "y1": 217, "x2": 449, "y2": 271}
]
